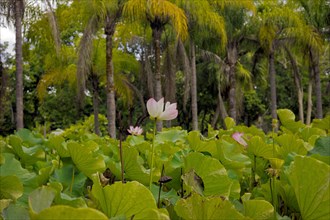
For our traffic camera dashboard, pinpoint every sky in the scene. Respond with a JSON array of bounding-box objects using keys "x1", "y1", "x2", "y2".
[{"x1": 0, "y1": 27, "x2": 15, "y2": 54}]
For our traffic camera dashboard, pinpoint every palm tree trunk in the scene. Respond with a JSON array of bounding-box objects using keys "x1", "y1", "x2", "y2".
[
  {"x1": 269, "y1": 50, "x2": 277, "y2": 120},
  {"x1": 190, "y1": 40, "x2": 198, "y2": 131},
  {"x1": 310, "y1": 48, "x2": 323, "y2": 119},
  {"x1": 306, "y1": 64, "x2": 313, "y2": 125},
  {"x1": 177, "y1": 39, "x2": 191, "y2": 113},
  {"x1": 285, "y1": 47, "x2": 304, "y2": 122},
  {"x1": 164, "y1": 46, "x2": 176, "y2": 128},
  {"x1": 227, "y1": 42, "x2": 238, "y2": 122},
  {"x1": 0, "y1": 61, "x2": 7, "y2": 124},
  {"x1": 91, "y1": 74, "x2": 100, "y2": 136},
  {"x1": 152, "y1": 27, "x2": 163, "y2": 131},
  {"x1": 15, "y1": 0, "x2": 24, "y2": 130},
  {"x1": 105, "y1": 17, "x2": 116, "y2": 138}
]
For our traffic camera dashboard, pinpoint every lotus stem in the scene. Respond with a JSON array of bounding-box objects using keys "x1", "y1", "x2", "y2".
[
  {"x1": 119, "y1": 131, "x2": 124, "y2": 183},
  {"x1": 70, "y1": 166, "x2": 75, "y2": 194},
  {"x1": 250, "y1": 155, "x2": 256, "y2": 191},
  {"x1": 149, "y1": 121, "x2": 157, "y2": 190}
]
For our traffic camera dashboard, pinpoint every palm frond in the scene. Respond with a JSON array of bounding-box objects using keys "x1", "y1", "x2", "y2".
[{"x1": 124, "y1": 0, "x2": 188, "y2": 40}]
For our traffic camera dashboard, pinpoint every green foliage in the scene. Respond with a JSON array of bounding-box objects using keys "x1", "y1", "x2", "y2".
[
  {"x1": 288, "y1": 156, "x2": 330, "y2": 219},
  {"x1": 0, "y1": 109, "x2": 329, "y2": 219}
]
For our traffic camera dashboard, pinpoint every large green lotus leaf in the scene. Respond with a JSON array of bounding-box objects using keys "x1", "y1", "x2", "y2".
[
  {"x1": 216, "y1": 138, "x2": 251, "y2": 176},
  {"x1": 277, "y1": 109, "x2": 305, "y2": 133},
  {"x1": 32, "y1": 205, "x2": 108, "y2": 220},
  {"x1": 0, "y1": 175, "x2": 23, "y2": 201},
  {"x1": 127, "y1": 135, "x2": 146, "y2": 146},
  {"x1": 243, "y1": 200, "x2": 274, "y2": 220},
  {"x1": 2, "y1": 203, "x2": 29, "y2": 220},
  {"x1": 92, "y1": 176, "x2": 162, "y2": 218},
  {"x1": 50, "y1": 163, "x2": 87, "y2": 197},
  {"x1": 275, "y1": 134, "x2": 307, "y2": 158},
  {"x1": 46, "y1": 136, "x2": 70, "y2": 157},
  {"x1": 247, "y1": 136, "x2": 274, "y2": 159},
  {"x1": 67, "y1": 142, "x2": 105, "y2": 178},
  {"x1": 288, "y1": 156, "x2": 330, "y2": 219},
  {"x1": 174, "y1": 193, "x2": 244, "y2": 220},
  {"x1": 309, "y1": 136, "x2": 330, "y2": 156},
  {"x1": 8, "y1": 135, "x2": 44, "y2": 166},
  {"x1": 0, "y1": 153, "x2": 37, "y2": 186},
  {"x1": 156, "y1": 129, "x2": 187, "y2": 143},
  {"x1": 236, "y1": 125, "x2": 266, "y2": 139},
  {"x1": 311, "y1": 115, "x2": 330, "y2": 131},
  {"x1": 300, "y1": 127, "x2": 326, "y2": 142},
  {"x1": 29, "y1": 186, "x2": 56, "y2": 214},
  {"x1": 134, "y1": 208, "x2": 170, "y2": 220},
  {"x1": 277, "y1": 183, "x2": 299, "y2": 213},
  {"x1": 225, "y1": 117, "x2": 236, "y2": 129},
  {"x1": 150, "y1": 184, "x2": 180, "y2": 206},
  {"x1": 16, "y1": 129, "x2": 43, "y2": 147},
  {"x1": 182, "y1": 170, "x2": 204, "y2": 195},
  {"x1": 108, "y1": 146, "x2": 151, "y2": 185},
  {"x1": 187, "y1": 131, "x2": 218, "y2": 157},
  {"x1": 184, "y1": 152, "x2": 233, "y2": 197},
  {"x1": 0, "y1": 199, "x2": 12, "y2": 213}
]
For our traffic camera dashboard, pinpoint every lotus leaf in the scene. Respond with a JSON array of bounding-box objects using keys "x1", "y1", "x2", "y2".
[
  {"x1": 247, "y1": 136, "x2": 274, "y2": 159},
  {"x1": 311, "y1": 115, "x2": 330, "y2": 131},
  {"x1": 50, "y1": 163, "x2": 87, "y2": 197},
  {"x1": 215, "y1": 138, "x2": 251, "y2": 177},
  {"x1": 275, "y1": 134, "x2": 307, "y2": 158},
  {"x1": 300, "y1": 127, "x2": 326, "y2": 142},
  {"x1": 174, "y1": 193, "x2": 244, "y2": 219},
  {"x1": 16, "y1": 129, "x2": 43, "y2": 147},
  {"x1": 2, "y1": 203, "x2": 29, "y2": 220},
  {"x1": 0, "y1": 199, "x2": 11, "y2": 213},
  {"x1": 243, "y1": 200, "x2": 274, "y2": 220},
  {"x1": 29, "y1": 186, "x2": 56, "y2": 213},
  {"x1": 309, "y1": 136, "x2": 330, "y2": 156},
  {"x1": 108, "y1": 146, "x2": 151, "y2": 185},
  {"x1": 32, "y1": 205, "x2": 108, "y2": 220},
  {"x1": 288, "y1": 156, "x2": 330, "y2": 219},
  {"x1": 277, "y1": 109, "x2": 305, "y2": 133},
  {"x1": 187, "y1": 131, "x2": 217, "y2": 157},
  {"x1": 8, "y1": 135, "x2": 44, "y2": 165},
  {"x1": 184, "y1": 152, "x2": 233, "y2": 197},
  {"x1": 67, "y1": 142, "x2": 105, "y2": 178},
  {"x1": 46, "y1": 136, "x2": 70, "y2": 157},
  {"x1": 225, "y1": 117, "x2": 236, "y2": 129},
  {"x1": 91, "y1": 176, "x2": 166, "y2": 219},
  {"x1": 0, "y1": 175, "x2": 23, "y2": 201},
  {"x1": 133, "y1": 208, "x2": 170, "y2": 220},
  {"x1": 156, "y1": 129, "x2": 187, "y2": 143},
  {"x1": 0, "y1": 153, "x2": 37, "y2": 186}
]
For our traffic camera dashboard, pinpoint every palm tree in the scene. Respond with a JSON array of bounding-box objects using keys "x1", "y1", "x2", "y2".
[
  {"x1": 175, "y1": 0, "x2": 227, "y2": 130},
  {"x1": 75, "y1": 0, "x2": 127, "y2": 138},
  {"x1": 291, "y1": 0, "x2": 329, "y2": 119},
  {"x1": 257, "y1": 2, "x2": 320, "y2": 121},
  {"x1": 214, "y1": 0, "x2": 255, "y2": 122},
  {"x1": 123, "y1": 0, "x2": 188, "y2": 131},
  {"x1": 0, "y1": 0, "x2": 24, "y2": 130}
]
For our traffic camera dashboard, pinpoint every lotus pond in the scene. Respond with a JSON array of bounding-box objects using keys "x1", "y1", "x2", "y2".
[{"x1": 0, "y1": 109, "x2": 329, "y2": 220}]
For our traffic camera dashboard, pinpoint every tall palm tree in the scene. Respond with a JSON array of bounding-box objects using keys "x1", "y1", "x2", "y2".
[
  {"x1": 175, "y1": 0, "x2": 227, "y2": 130},
  {"x1": 291, "y1": 0, "x2": 329, "y2": 119},
  {"x1": 214, "y1": 0, "x2": 255, "y2": 122},
  {"x1": 257, "y1": 2, "x2": 320, "y2": 121},
  {"x1": 76, "y1": 0, "x2": 126, "y2": 138},
  {"x1": 0, "y1": 0, "x2": 24, "y2": 130},
  {"x1": 123, "y1": 0, "x2": 188, "y2": 131}
]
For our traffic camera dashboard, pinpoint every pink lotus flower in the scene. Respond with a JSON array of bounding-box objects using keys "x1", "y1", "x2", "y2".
[
  {"x1": 146, "y1": 98, "x2": 178, "y2": 121},
  {"x1": 232, "y1": 132, "x2": 248, "y2": 147},
  {"x1": 127, "y1": 126, "x2": 143, "y2": 136}
]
